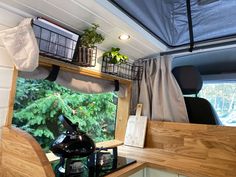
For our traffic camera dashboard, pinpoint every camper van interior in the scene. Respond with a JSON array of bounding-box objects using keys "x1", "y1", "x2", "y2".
[{"x1": 0, "y1": 0, "x2": 236, "y2": 177}]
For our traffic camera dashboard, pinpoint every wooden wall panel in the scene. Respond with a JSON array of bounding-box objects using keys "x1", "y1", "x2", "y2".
[
  {"x1": 1, "y1": 127, "x2": 54, "y2": 177},
  {"x1": 145, "y1": 121, "x2": 236, "y2": 161},
  {"x1": 5, "y1": 68, "x2": 17, "y2": 127},
  {"x1": 115, "y1": 84, "x2": 132, "y2": 141},
  {"x1": 0, "y1": 130, "x2": 2, "y2": 177}
]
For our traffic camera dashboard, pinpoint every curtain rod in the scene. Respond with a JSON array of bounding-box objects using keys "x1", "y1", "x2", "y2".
[{"x1": 135, "y1": 39, "x2": 236, "y2": 63}]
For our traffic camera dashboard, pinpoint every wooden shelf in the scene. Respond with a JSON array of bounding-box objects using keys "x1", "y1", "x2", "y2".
[
  {"x1": 46, "y1": 152, "x2": 60, "y2": 163},
  {"x1": 39, "y1": 56, "x2": 132, "y2": 85},
  {"x1": 96, "y1": 139, "x2": 123, "y2": 149}
]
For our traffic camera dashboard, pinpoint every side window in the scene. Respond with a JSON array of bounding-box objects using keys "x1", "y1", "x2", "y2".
[
  {"x1": 13, "y1": 77, "x2": 117, "y2": 152},
  {"x1": 198, "y1": 82, "x2": 236, "y2": 126}
]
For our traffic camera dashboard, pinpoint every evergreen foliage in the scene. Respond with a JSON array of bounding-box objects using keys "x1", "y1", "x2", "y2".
[{"x1": 13, "y1": 78, "x2": 117, "y2": 152}]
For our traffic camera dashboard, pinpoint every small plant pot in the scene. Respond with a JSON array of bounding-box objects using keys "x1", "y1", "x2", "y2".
[
  {"x1": 101, "y1": 57, "x2": 143, "y2": 80},
  {"x1": 107, "y1": 63, "x2": 118, "y2": 74},
  {"x1": 73, "y1": 47, "x2": 97, "y2": 67}
]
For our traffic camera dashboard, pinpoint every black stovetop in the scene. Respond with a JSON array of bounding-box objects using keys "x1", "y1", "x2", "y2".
[{"x1": 55, "y1": 156, "x2": 136, "y2": 177}]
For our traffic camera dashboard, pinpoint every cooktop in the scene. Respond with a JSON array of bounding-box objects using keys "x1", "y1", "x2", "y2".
[{"x1": 55, "y1": 147, "x2": 136, "y2": 177}]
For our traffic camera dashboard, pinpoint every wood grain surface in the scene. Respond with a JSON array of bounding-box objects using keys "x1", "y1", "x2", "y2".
[
  {"x1": 96, "y1": 140, "x2": 123, "y2": 149},
  {"x1": 5, "y1": 67, "x2": 17, "y2": 127},
  {"x1": 1, "y1": 127, "x2": 54, "y2": 177},
  {"x1": 0, "y1": 131, "x2": 2, "y2": 177},
  {"x1": 39, "y1": 57, "x2": 132, "y2": 85},
  {"x1": 115, "y1": 84, "x2": 132, "y2": 141},
  {"x1": 145, "y1": 121, "x2": 236, "y2": 160},
  {"x1": 115, "y1": 121, "x2": 236, "y2": 177}
]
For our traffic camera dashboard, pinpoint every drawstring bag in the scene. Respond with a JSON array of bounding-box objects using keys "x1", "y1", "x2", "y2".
[{"x1": 0, "y1": 18, "x2": 39, "y2": 71}]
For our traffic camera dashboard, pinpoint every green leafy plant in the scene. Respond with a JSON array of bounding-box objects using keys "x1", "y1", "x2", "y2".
[
  {"x1": 79, "y1": 24, "x2": 105, "y2": 48},
  {"x1": 103, "y1": 47, "x2": 128, "y2": 64},
  {"x1": 13, "y1": 78, "x2": 117, "y2": 152}
]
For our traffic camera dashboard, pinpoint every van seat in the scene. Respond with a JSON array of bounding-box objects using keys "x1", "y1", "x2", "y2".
[{"x1": 172, "y1": 66, "x2": 221, "y2": 125}]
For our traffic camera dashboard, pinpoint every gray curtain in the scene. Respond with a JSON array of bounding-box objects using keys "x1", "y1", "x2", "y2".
[
  {"x1": 19, "y1": 66, "x2": 126, "y2": 97},
  {"x1": 138, "y1": 55, "x2": 189, "y2": 122}
]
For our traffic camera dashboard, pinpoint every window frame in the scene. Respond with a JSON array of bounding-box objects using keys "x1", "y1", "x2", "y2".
[
  {"x1": 6, "y1": 56, "x2": 132, "y2": 143},
  {"x1": 199, "y1": 80, "x2": 236, "y2": 126}
]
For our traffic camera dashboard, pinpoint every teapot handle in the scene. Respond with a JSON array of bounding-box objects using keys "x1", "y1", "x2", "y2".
[{"x1": 58, "y1": 115, "x2": 78, "y2": 132}]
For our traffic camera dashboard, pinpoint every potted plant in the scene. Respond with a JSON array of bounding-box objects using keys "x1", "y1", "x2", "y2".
[
  {"x1": 102, "y1": 47, "x2": 128, "y2": 74},
  {"x1": 75, "y1": 23, "x2": 104, "y2": 66}
]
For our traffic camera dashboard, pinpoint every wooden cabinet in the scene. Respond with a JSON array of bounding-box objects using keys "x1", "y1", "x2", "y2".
[
  {"x1": 129, "y1": 169, "x2": 145, "y2": 177},
  {"x1": 129, "y1": 168, "x2": 187, "y2": 177},
  {"x1": 146, "y1": 168, "x2": 178, "y2": 177}
]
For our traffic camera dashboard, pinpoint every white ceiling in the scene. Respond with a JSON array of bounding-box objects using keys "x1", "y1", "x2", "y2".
[{"x1": 0, "y1": 0, "x2": 167, "y2": 60}]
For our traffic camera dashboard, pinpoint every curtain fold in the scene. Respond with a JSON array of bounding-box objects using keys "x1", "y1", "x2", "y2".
[{"x1": 138, "y1": 55, "x2": 189, "y2": 122}]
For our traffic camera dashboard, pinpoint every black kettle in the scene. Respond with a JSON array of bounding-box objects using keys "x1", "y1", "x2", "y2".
[{"x1": 50, "y1": 115, "x2": 96, "y2": 158}]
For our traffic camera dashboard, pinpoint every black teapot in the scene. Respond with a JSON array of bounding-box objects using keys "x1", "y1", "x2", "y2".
[{"x1": 50, "y1": 115, "x2": 96, "y2": 158}]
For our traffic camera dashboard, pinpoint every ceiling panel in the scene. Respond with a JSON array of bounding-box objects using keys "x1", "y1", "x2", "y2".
[
  {"x1": 0, "y1": 0, "x2": 165, "y2": 60},
  {"x1": 0, "y1": 7, "x2": 23, "y2": 27}
]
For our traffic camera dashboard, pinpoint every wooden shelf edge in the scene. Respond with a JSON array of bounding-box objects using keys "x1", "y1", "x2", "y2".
[
  {"x1": 96, "y1": 139, "x2": 123, "y2": 149},
  {"x1": 39, "y1": 56, "x2": 132, "y2": 85}
]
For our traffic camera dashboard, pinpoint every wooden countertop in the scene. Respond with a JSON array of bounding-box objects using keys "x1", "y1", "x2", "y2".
[
  {"x1": 46, "y1": 121, "x2": 236, "y2": 177},
  {"x1": 106, "y1": 145, "x2": 236, "y2": 177}
]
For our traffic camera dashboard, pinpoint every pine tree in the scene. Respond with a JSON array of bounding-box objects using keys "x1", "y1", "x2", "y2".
[{"x1": 13, "y1": 78, "x2": 117, "y2": 152}]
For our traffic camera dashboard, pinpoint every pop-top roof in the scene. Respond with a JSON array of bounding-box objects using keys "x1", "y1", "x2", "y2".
[{"x1": 111, "y1": 0, "x2": 236, "y2": 47}]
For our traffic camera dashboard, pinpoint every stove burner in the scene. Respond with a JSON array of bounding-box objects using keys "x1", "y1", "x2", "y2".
[
  {"x1": 98, "y1": 153, "x2": 112, "y2": 166},
  {"x1": 67, "y1": 160, "x2": 85, "y2": 174},
  {"x1": 55, "y1": 147, "x2": 136, "y2": 177}
]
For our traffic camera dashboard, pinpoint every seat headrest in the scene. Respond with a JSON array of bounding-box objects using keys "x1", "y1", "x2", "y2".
[{"x1": 172, "y1": 66, "x2": 202, "y2": 95}]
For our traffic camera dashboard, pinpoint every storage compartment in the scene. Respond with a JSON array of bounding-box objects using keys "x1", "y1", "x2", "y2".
[
  {"x1": 33, "y1": 18, "x2": 79, "y2": 62},
  {"x1": 32, "y1": 18, "x2": 97, "y2": 67},
  {"x1": 101, "y1": 57, "x2": 143, "y2": 80}
]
